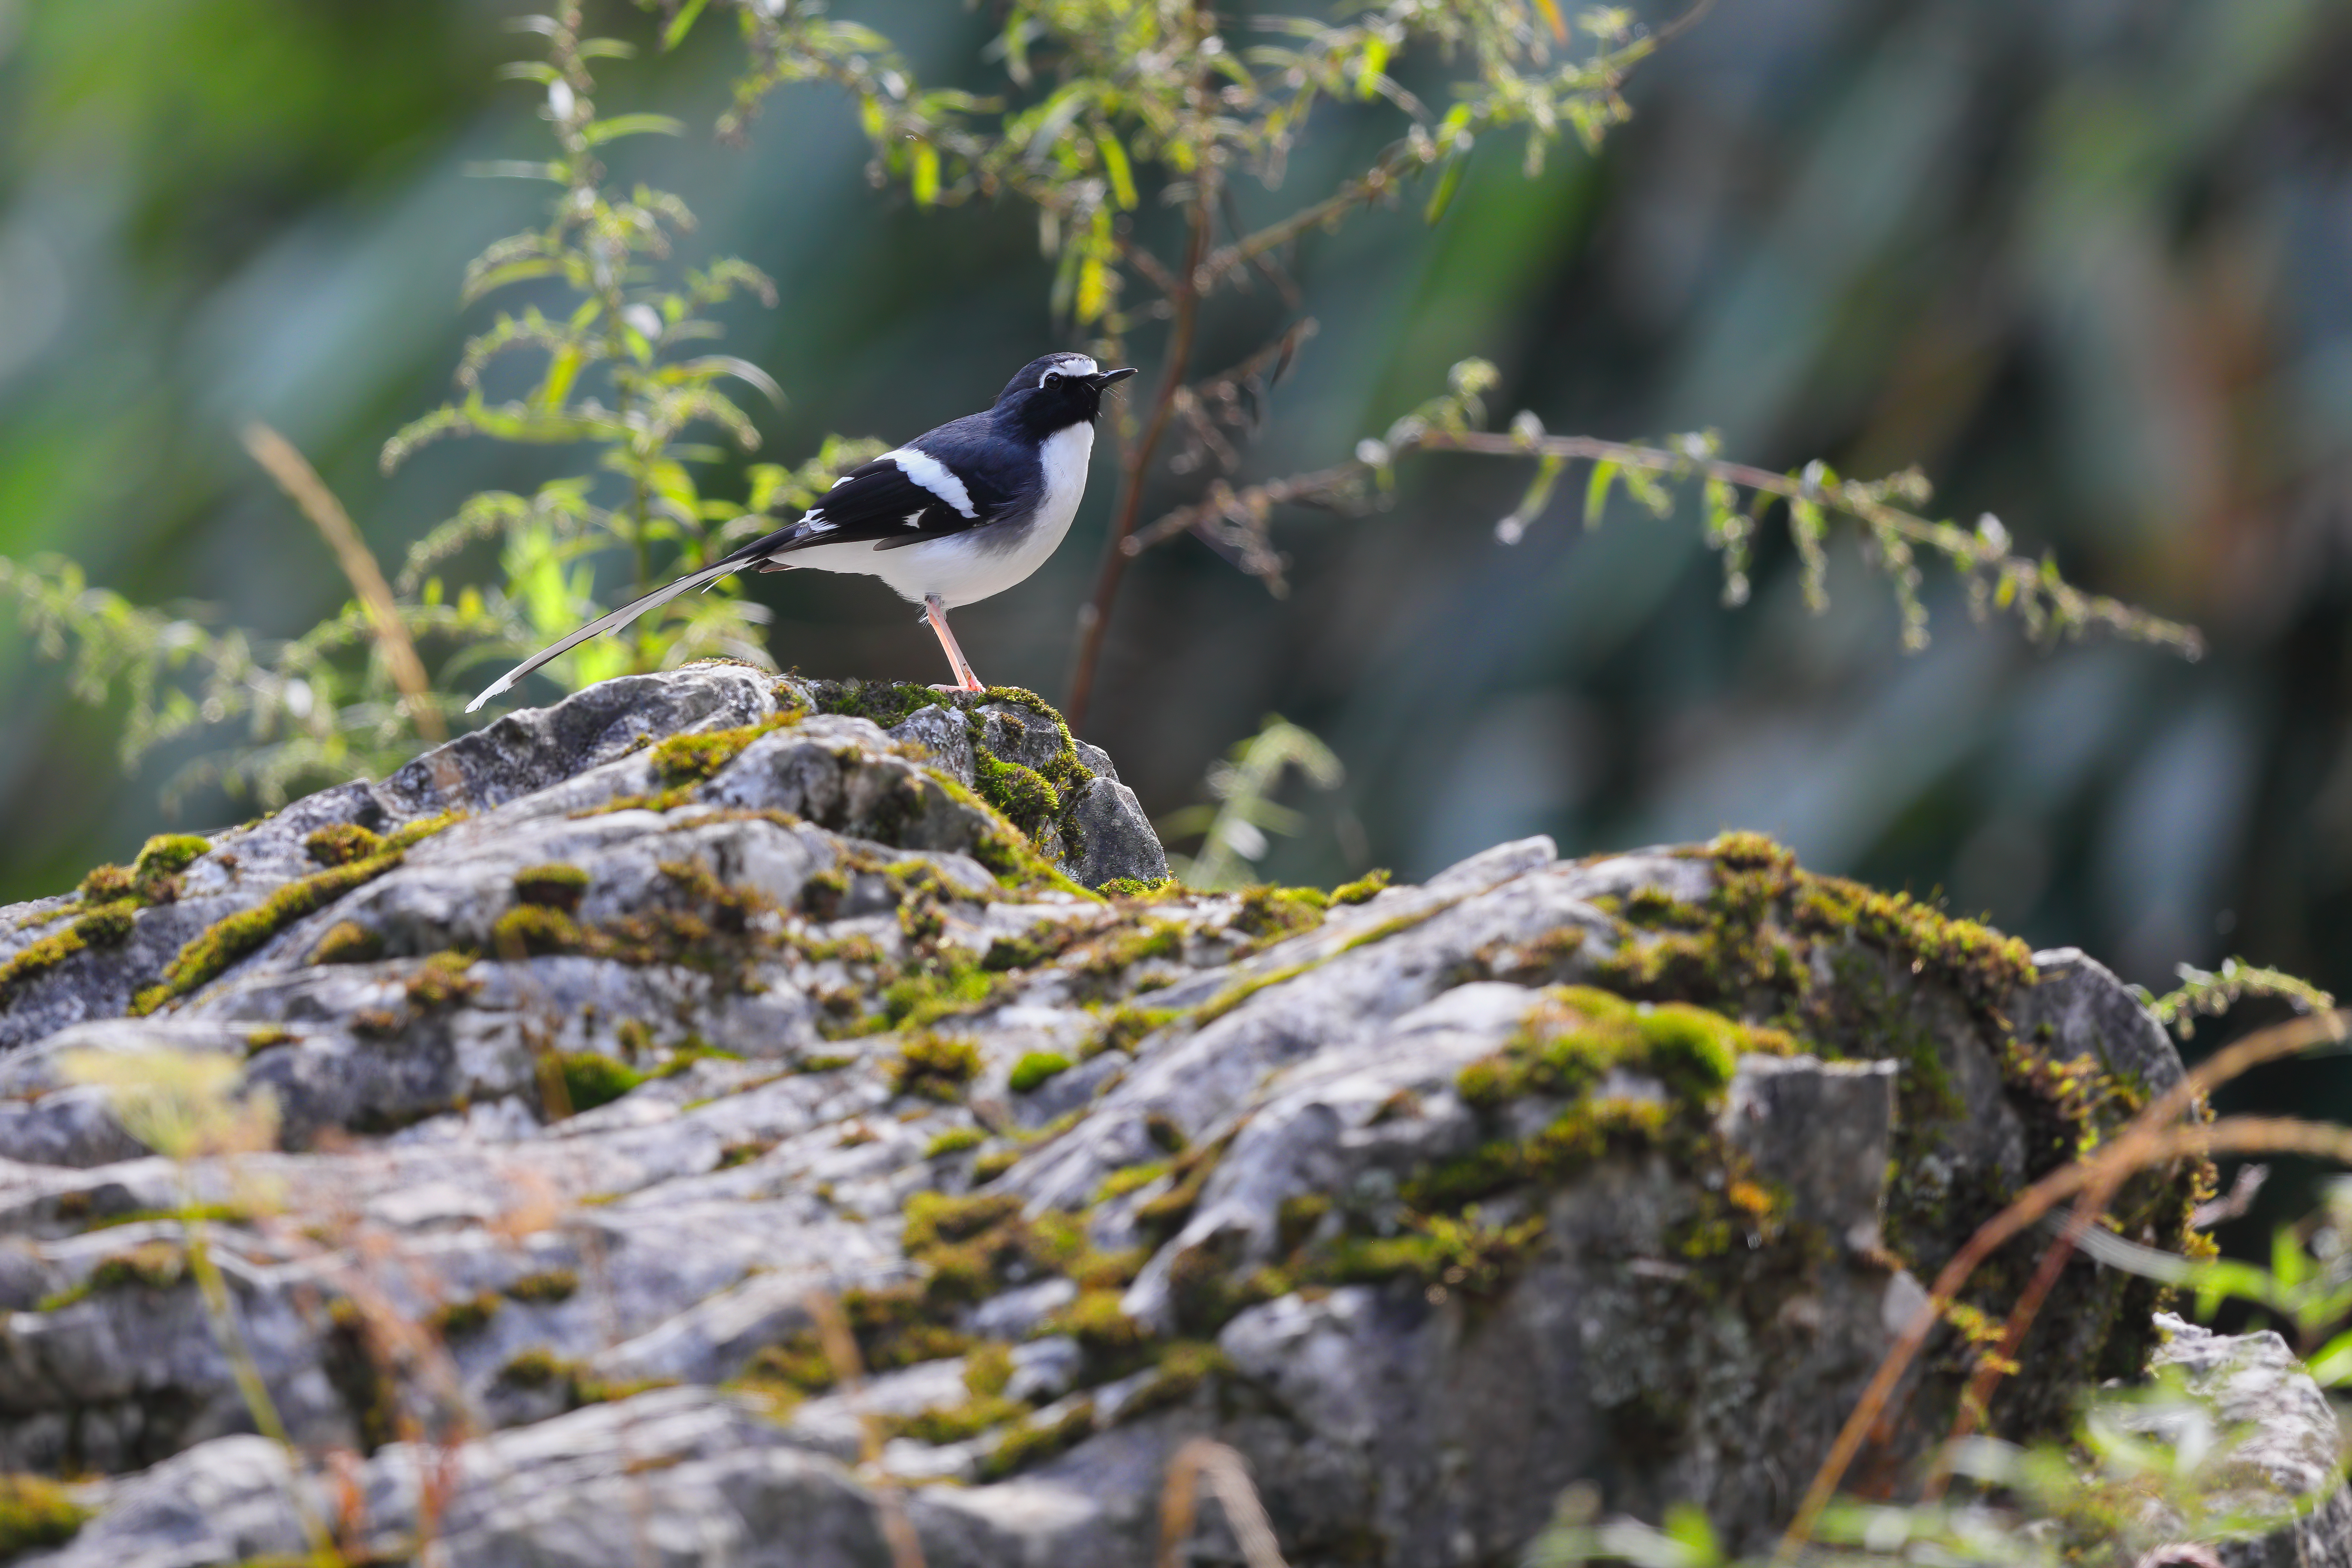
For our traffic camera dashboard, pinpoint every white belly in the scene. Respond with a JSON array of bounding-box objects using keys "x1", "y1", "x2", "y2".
[{"x1": 780, "y1": 424, "x2": 1096, "y2": 609}]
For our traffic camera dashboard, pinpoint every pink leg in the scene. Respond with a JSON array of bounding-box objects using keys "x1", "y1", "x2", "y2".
[{"x1": 924, "y1": 596, "x2": 984, "y2": 693}]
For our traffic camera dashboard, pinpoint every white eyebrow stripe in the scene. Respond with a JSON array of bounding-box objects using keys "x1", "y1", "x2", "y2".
[
  {"x1": 886, "y1": 447, "x2": 977, "y2": 518},
  {"x1": 1038, "y1": 353, "x2": 1099, "y2": 387}
]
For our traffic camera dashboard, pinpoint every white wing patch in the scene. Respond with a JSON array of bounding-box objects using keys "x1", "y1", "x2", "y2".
[{"x1": 887, "y1": 448, "x2": 977, "y2": 519}]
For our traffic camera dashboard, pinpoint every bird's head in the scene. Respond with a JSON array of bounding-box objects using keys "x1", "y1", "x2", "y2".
[{"x1": 996, "y1": 353, "x2": 1137, "y2": 435}]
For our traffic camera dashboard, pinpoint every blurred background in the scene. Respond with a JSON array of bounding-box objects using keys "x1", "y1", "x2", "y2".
[{"x1": 0, "y1": 0, "x2": 2347, "y2": 1074}]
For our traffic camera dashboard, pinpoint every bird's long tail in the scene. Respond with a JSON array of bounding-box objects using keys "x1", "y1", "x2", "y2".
[{"x1": 464, "y1": 557, "x2": 742, "y2": 714}]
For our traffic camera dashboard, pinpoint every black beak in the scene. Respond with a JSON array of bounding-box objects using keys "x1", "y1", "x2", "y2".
[{"x1": 1089, "y1": 368, "x2": 1138, "y2": 389}]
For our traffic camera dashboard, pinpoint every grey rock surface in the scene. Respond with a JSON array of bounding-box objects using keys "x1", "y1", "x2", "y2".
[{"x1": 0, "y1": 671, "x2": 2221, "y2": 1564}]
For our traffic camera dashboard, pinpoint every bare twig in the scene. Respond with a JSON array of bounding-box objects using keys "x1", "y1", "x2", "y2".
[{"x1": 241, "y1": 423, "x2": 447, "y2": 743}]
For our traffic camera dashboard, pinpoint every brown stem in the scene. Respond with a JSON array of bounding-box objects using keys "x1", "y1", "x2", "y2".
[{"x1": 1065, "y1": 177, "x2": 1214, "y2": 730}]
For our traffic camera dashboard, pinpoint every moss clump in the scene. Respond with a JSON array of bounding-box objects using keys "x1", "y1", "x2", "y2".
[
  {"x1": 1077, "y1": 921, "x2": 1185, "y2": 979},
  {"x1": 245, "y1": 1025, "x2": 296, "y2": 1055},
  {"x1": 890, "y1": 1033, "x2": 982, "y2": 1101},
  {"x1": 925, "y1": 1126, "x2": 986, "y2": 1159},
  {"x1": 1098, "y1": 876, "x2": 1180, "y2": 899},
  {"x1": 133, "y1": 812, "x2": 460, "y2": 1015},
  {"x1": 974, "y1": 751, "x2": 1061, "y2": 830},
  {"x1": 493, "y1": 904, "x2": 586, "y2": 958},
  {"x1": 1085, "y1": 1005, "x2": 1180, "y2": 1059},
  {"x1": 0, "y1": 1474, "x2": 89, "y2": 1553},
  {"x1": 979, "y1": 1399, "x2": 1098, "y2": 1481},
  {"x1": 513, "y1": 863, "x2": 591, "y2": 911},
  {"x1": 405, "y1": 951, "x2": 480, "y2": 1008},
  {"x1": 810, "y1": 679, "x2": 952, "y2": 731},
  {"x1": 555, "y1": 1051, "x2": 645, "y2": 1113},
  {"x1": 972, "y1": 1147, "x2": 1022, "y2": 1182},
  {"x1": 311, "y1": 920, "x2": 384, "y2": 965},
  {"x1": 889, "y1": 1392, "x2": 1028, "y2": 1445},
  {"x1": 0, "y1": 905, "x2": 140, "y2": 1003},
  {"x1": 76, "y1": 863, "x2": 136, "y2": 904},
  {"x1": 306, "y1": 822, "x2": 387, "y2": 867},
  {"x1": 864, "y1": 951, "x2": 1004, "y2": 1035},
  {"x1": 503, "y1": 1268, "x2": 579, "y2": 1304},
  {"x1": 1008, "y1": 1052, "x2": 1072, "y2": 1093},
  {"x1": 717, "y1": 1137, "x2": 776, "y2": 1169},
  {"x1": 1232, "y1": 885, "x2": 1327, "y2": 942},
  {"x1": 1095, "y1": 1160, "x2": 1172, "y2": 1203},
  {"x1": 1330, "y1": 868, "x2": 1391, "y2": 905},
  {"x1": 648, "y1": 710, "x2": 802, "y2": 786},
  {"x1": 1323, "y1": 1211, "x2": 1546, "y2": 1299},
  {"x1": 1456, "y1": 987, "x2": 1749, "y2": 1112},
  {"x1": 429, "y1": 1290, "x2": 502, "y2": 1337},
  {"x1": 134, "y1": 833, "x2": 210, "y2": 881}
]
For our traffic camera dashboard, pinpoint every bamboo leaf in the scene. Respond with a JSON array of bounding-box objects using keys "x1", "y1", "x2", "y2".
[
  {"x1": 1096, "y1": 129, "x2": 1138, "y2": 210},
  {"x1": 912, "y1": 141, "x2": 942, "y2": 206},
  {"x1": 1423, "y1": 151, "x2": 1468, "y2": 225}
]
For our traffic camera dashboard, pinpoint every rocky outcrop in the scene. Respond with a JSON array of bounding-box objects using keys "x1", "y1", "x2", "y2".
[{"x1": 0, "y1": 668, "x2": 2246, "y2": 1564}]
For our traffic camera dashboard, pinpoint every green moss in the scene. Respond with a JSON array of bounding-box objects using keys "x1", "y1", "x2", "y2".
[
  {"x1": 1232, "y1": 885, "x2": 1328, "y2": 942},
  {"x1": 311, "y1": 920, "x2": 383, "y2": 965},
  {"x1": 77, "y1": 863, "x2": 136, "y2": 904},
  {"x1": 493, "y1": 904, "x2": 585, "y2": 957},
  {"x1": 890, "y1": 1033, "x2": 983, "y2": 1101},
  {"x1": 925, "y1": 1126, "x2": 986, "y2": 1158},
  {"x1": 245, "y1": 1025, "x2": 296, "y2": 1055},
  {"x1": 1330, "y1": 868, "x2": 1392, "y2": 905},
  {"x1": 979, "y1": 1398, "x2": 1098, "y2": 1481},
  {"x1": 556, "y1": 1051, "x2": 645, "y2": 1113},
  {"x1": 40, "y1": 1239, "x2": 188, "y2": 1310},
  {"x1": 888, "y1": 1392, "x2": 1029, "y2": 1445},
  {"x1": 648, "y1": 711, "x2": 802, "y2": 786},
  {"x1": 1053, "y1": 1288, "x2": 1148, "y2": 1367},
  {"x1": 429, "y1": 1290, "x2": 502, "y2": 1337},
  {"x1": 810, "y1": 678, "x2": 953, "y2": 731},
  {"x1": 0, "y1": 904, "x2": 140, "y2": 1002},
  {"x1": 1098, "y1": 876, "x2": 1180, "y2": 899},
  {"x1": 405, "y1": 951, "x2": 480, "y2": 1008},
  {"x1": 1086, "y1": 1005, "x2": 1180, "y2": 1059},
  {"x1": 304, "y1": 822, "x2": 386, "y2": 867},
  {"x1": 495, "y1": 1347, "x2": 567, "y2": 1389},
  {"x1": 972, "y1": 1148, "x2": 1022, "y2": 1182},
  {"x1": 133, "y1": 812, "x2": 461, "y2": 1015},
  {"x1": 872, "y1": 951, "x2": 1005, "y2": 1034},
  {"x1": 503, "y1": 1269, "x2": 579, "y2": 1304},
  {"x1": 134, "y1": 833, "x2": 210, "y2": 882},
  {"x1": 0, "y1": 1473, "x2": 89, "y2": 1553},
  {"x1": 974, "y1": 751, "x2": 1061, "y2": 831},
  {"x1": 717, "y1": 1137, "x2": 777, "y2": 1169},
  {"x1": 1008, "y1": 1052, "x2": 1072, "y2": 1093},
  {"x1": 1078, "y1": 921, "x2": 1185, "y2": 978},
  {"x1": 513, "y1": 862, "x2": 591, "y2": 911},
  {"x1": 1320, "y1": 1211, "x2": 1546, "y2": 1298},
  {"x1": 1095, "y1": 1160, "x2": 1172, "y2": 1203}
]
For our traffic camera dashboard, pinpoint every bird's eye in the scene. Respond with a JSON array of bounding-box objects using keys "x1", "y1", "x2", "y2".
[{"x1": 1041, "y1": 371, "x2": 1063, "y2": 388}]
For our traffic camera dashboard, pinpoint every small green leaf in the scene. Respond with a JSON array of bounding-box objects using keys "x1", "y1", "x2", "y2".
[
  {"x1": 660, "y1": 0, "x2": 710, "y2": 51},
  {"x1": 1583, "y1": 461, "x2": 1618, "y2": 529},
  {"x1": 912, "y1": 142, "x2": 941, "y2": 206},
  {"x1": 584, "y1": 114, "x2": 686, "y2": 146},
  {"x1": 1096, "y1": 129, "x2": 1138, "y2": 210}
]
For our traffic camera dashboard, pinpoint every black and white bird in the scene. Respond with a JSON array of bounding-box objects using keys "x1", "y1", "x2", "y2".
[{"x1": 465, "y1": 352, "x2": 1137, "y2": 712}]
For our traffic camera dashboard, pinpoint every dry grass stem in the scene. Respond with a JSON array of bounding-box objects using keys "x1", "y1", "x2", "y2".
[
  {"x1": 806, "y1": 1289, "x2": 927, "y2": 1568},
  {"x1": 1156, "y1": 1437, "x2": 1288, "y2": 1568},
  {"x1": 240, "y1": 422, "x2": 446, "y2": 743}
]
